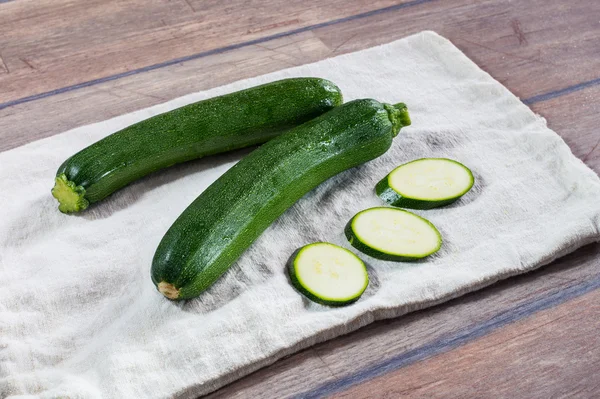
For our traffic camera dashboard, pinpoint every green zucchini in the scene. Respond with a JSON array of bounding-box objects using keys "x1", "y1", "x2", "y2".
[
  {"x1": 152, "y1": 99, "x2": 411, "y2": 300},
  {"x1": 288, "y1": 242, "x2": 368, "y2": 306},
  {"x1": 376, "y1": 158, "x2": 474, "y2": 209},
  {"x1": 345, "y1": 207, "x2": 441, "y2": 261},
  {"x1": 51, "y1": 78, "x2": 343, "y2": 213}
]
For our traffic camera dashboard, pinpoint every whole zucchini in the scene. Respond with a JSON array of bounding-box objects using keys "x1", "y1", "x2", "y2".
[
  {"x1": 51, "y1": 78, "x2": 343, "y2": 213},
  {"x1": 152, "y1": 99, "x2": 411, "y2": 300}
]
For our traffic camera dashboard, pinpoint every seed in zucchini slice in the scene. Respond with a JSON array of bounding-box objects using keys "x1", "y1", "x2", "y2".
[
  {"x1": 376, "y1": 158, "x2": 474, "y2": 209},
  {"x1": 288, "y1": 242, "x2": 369, "y2": 306},
  {"x1": 345, "y1": 207, "x2": 442, "y2": 261}
]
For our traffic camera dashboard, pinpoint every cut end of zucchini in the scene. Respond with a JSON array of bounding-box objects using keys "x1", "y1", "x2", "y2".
[
  {"x1": 158, "y1": 281, "x2": 180, "y2": 300},
  {"x1": 384, "y1": 103, "x2": 411, "y2": 137},
  {"x1": 51, "y1": 174, "x2": 89, "y2": 213},
  {"x1": 345, "y1": 207, "x2": 441, "y2": 261},
  {"x1": 377, "y1": 158, "x2": 474, "y2": 209},
  {"x1": 289, "y1": 242, "x2": 368, "y2": 306}
]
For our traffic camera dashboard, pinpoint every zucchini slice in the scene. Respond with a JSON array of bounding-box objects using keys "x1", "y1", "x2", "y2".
[
  {"x1": 376, "y1": 158, "x2": 474, "y2": 209},
  {"x1": 345, "y1": 207, "x2": 441, "y2": 261},
  {"x1": 288, "y1": 242, "x2": 369, "y2": 306}
]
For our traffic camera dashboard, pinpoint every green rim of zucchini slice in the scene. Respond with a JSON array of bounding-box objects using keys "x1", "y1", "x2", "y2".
[
  {"x1": 376, "y1": 158, "x2": 474, "y2": 209},
  {"x1": 288, "y1": 242, "x2": 369, "y2": 306},
  {"x1": 345, "y1": 207, "x2": 442, "y2": 261}
]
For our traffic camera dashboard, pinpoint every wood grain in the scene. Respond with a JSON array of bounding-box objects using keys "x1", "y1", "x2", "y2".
[
  {"x1": 531, "y1": 84, "x2": 600, "y2": 174},
  {"x1": 333, "y1": 288, "x2": 600, "y2": 399},
  {"x1": 1, "y1": 0, "x2": 599, "y2": 397},
  {"x1": 1, "y1": 0, "x2": 599, "y2": 152},
  {"x1": 314, "y1": 0, "x2": 600, "y2": 100},
  {"x1": 0, "y1": 0, "x2": 404, "y2": 103}
]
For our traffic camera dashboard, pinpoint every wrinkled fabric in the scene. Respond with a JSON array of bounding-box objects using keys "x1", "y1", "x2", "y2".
[{"x1": 1, "y1": 31, "x2": 599, "y2": 398}]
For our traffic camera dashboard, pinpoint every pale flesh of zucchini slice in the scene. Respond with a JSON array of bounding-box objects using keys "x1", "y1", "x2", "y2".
[
  {"x1": 376, "y1": 158, "x2": 474, "y2": 209},
  {"x1": 345, "y1": 207, "x2": 442, "y2": 261},
  {"x1": 288, "y1": 242, "x2": 369, "y2": 306}
]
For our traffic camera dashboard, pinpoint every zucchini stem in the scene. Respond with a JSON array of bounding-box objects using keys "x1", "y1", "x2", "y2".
[
  {"x1": 158, "y1": 281, "x2": 180, "y2": 300},
  {"x1": 51, "y1": 174, "x2": 89, "y2": 213},
  {"x1": 384, "y1": 103, "x2": 412, "y2": 137}
]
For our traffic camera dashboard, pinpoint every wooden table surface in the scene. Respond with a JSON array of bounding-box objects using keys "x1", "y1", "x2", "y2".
[{"x1": 2, "y1": 0, "x2": 599, "y2": 397}]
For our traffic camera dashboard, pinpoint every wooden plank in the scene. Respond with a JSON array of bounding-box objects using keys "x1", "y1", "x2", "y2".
[
  {"x1": 1, "y1": 0, "x2": 599, "y2": 152},
  {"x1": 333, "y1": 288, "x2": 600, "y2": 399},
  {"x1": 531, "y1": 84, "x2": 600, "y2": 174},
  {"x1": 203, "y1": 348, "x2": 340, "y2": 399},
  {"x1": 2, "y1": 0, "x2": 596, "y2": 107},
  {"x1": 0, "y1": 0, "x2": 403, "y2": 103},
  {"x1": 206, "y1": 243, "x2": 600, "y2": 398},
  {"x1": 313, "y1": 0, "x2": 600, "y2": 100}
]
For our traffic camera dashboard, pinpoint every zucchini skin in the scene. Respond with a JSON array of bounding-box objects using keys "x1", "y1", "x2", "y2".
[
  {"x1": 52, "y1": 78, "x2": 343, "y2": 213},
  {"x1": 376, "y1": 179, "x2": 459, "y2": 209},
  {"x1": 287, "y1": 243, "x2": 368, "y2": 307},
  {"x1": 344, "y1": 207, "x2": 442, "y2": 262},
  {"x1": 152, "y1": 99, "x2": 411, "y2": 300},
  {"x1": 376, "y1": 159, "x2": 474, "y2": 209}
]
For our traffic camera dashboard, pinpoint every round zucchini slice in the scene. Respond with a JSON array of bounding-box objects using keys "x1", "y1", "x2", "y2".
[
  {"x1": 345, "y1": 207, "x2": 442, "y2": 261},
  {"x1": 288, "y1": 242, "x2": 369, "y2": 306},
  {"x1": 376, "y1": 158, "x2": 474, "y2": 209}
]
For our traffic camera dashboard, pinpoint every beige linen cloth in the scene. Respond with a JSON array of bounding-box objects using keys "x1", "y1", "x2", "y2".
[{"x1": 1, "y1": 31, "x2": 599, "y2": 398}]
